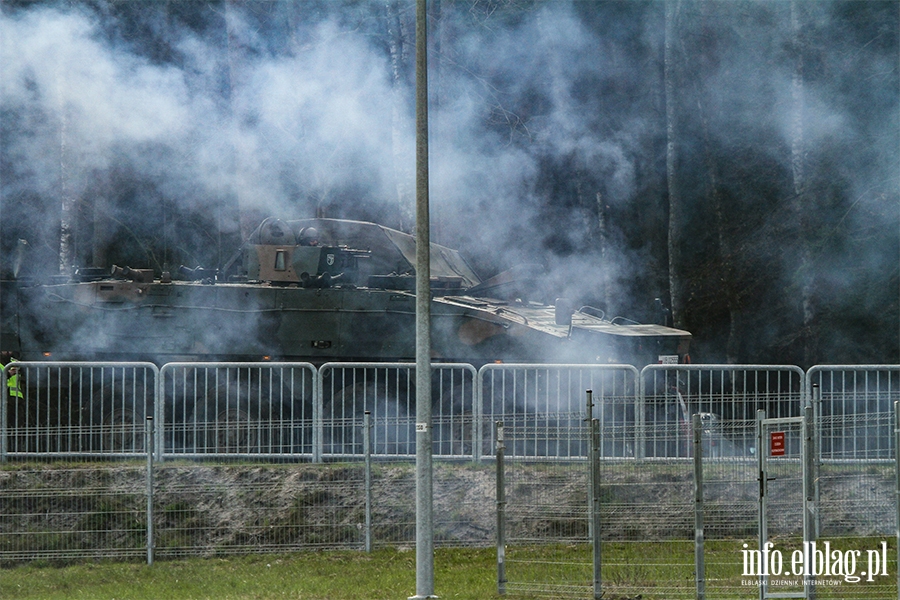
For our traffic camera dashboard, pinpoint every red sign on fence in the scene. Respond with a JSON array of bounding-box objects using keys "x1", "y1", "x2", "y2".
[{"x1": 770, "y1": 431, "x2": 786, "y2": 456}]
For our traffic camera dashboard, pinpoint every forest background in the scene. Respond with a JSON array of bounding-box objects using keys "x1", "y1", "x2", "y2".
[{"x1": 1, "y1": 0, "x2": 898, "y2": 367}]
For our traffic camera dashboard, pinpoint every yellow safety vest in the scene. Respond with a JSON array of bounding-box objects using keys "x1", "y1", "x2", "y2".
[{"x1": 6, "y1": 358, "x2": 23, "y2": 399}]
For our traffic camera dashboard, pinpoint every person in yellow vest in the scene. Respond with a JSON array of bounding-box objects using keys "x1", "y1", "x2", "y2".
[{"x1": 1, "y1": 352, "x2": 23, "y2": 400}]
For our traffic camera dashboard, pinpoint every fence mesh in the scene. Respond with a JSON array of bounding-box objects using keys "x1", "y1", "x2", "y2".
[
  {"x1": 595, "y1": 433, "x2": 696, "y2": 599},
  {"x1": 499, "y1": 419, "x2": 698, "y2": 599},
  {"x1": 152, "y1": 462, "x2": 366, "y2": 557},
  {"x1": 319, "y1": 363, "x2": 476, "y2": 459},
  {"x1": 479, "y1": 365, "x2": 637, "y2": 460},
  {"x1": 0, "y1": 464, "x2": 148, "y2": 564},
  {"x1": 701, "y1": 432, "x2": 759, "y2": 599},
  {"x1": 0, "y1": 361, "x2": 899, "y2": 600},
  {"x1": 810, "y1": 367, "x2": 898, "y2": 539},
  {"x1": 806, "y1": 367, "x2": 899, "y2": 600},
  {"x1": 0, "y1": 457, "x2": 498, "y2": 564},
  {"x1": 501, "y1": 421, "x2": 592, "y2": 598}
]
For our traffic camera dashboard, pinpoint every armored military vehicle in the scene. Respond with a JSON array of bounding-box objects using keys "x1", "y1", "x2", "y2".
[
  {"x1": 1, "y1": 217, "x2": 690, "y2": 367},
  {"x1": 0, "y1": 217, "x2": 690, "y2": 456}
]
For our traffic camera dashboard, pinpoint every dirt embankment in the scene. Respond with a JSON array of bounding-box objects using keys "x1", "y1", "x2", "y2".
[{"x1": 0, "y1": 460, "x2": 892, "y2": 560}]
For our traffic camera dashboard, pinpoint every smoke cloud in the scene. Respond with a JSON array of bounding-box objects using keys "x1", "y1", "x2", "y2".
[{"x1": 1, "y1": 1, "x2": 897, "y2": 364}]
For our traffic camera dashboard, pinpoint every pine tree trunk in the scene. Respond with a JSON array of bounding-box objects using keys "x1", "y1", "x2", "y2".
[
  {"x1": 596, "y1": 192, "x2": 612, "y2": 314},
  {"x1": 225, "y1": 0, "x2": 257, "y2": 243},
  {"x1": 791, "y1": 0, "x2": 815, "y2": 365},
  {"x1": 665, "y1": 0, "x2": 684, "y2": 329},
  {"x1": 695, "y1": 3, "x2": 738, "y2": 363},
  {"x1": 698, "y1": 99, "x2": 739, "y2": 362},
  {"x1": 386, "y1": 0, "x2": 415, "y2": 233},
  {"x1": 57, "y1": 64, "x2": 74, "y2": 276}
]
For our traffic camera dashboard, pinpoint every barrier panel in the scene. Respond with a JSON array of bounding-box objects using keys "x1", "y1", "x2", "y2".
[
  {"x1": 159, "y1": 363, "x2": 316, "y2": 459},
  {"x1": 807, "y1": 365, "x2": 900, "y2": 461},
  {"x1": 806, "y1": 365, "x2": 898, "y2": 594},
  {"x1": 316, "y1": 363, "x2": 476, "y2": 460},
  {"x1": 478, "y1": 364, "x2": 638, "y2": 460},
  {"x1": 639, "y1": 364, "x2": 805, "y2": 459},
  {"x1": 1, "y1": 362, "x2": 158, "y2": 460}
]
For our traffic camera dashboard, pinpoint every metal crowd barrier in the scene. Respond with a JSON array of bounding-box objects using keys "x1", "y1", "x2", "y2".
[
  {"x1": 3, "y1": 361, "x2": 900, "y2": 463},
  {"x1": 639, "y1": 364, "x2": 805, "y2": 459},
  {"x1": 317, "y1": 362, "x2": 477, "y2": 461},
  {"x1": 477, "y1": 364, "x2": 638, "y2": 460},
  {"x1": 160, "y1": 362, "x2": 317, "y2": 460},
  {"x1": 807, "y1": 365, "x2": 900, "y2": 461},
  {"x1": 1, "y1": 362, "x2": 159, "y2": 460},
  {"x1": 805, "y1": 366, "x2": 900, "y2": 549}
]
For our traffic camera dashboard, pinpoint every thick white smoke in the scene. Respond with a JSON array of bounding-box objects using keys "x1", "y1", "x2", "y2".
[
  {"x1": 1, "y1": 1, "x2": 897, "y2": 364},
  {"x1": 1, "y1": 1, "x2": 643, "y2": 314},
  {"x1": 1, "y1": 8, "x2": 191, "y2": 194}
]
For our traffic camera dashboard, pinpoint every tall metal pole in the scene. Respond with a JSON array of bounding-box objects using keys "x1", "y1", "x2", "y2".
[{"x1": 412, "y1": 0, "x2": 435, "y2": 597}]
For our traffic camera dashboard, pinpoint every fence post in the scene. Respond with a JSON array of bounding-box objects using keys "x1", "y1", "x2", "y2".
[
  {"x1": 154, "y1": 372, "x2": 164, "y2": 463},
  {"x1": 693, "y1": 413, "x2": 705, "y2": 600},
  {"x1": 586, "y1": 389, "x2": 594, "y2": 543},
  {"x1": 496, "y1": 421, "x2": 506, "y2": 595},
  {"x1": 1, "y1": 367, "x2": 7, "y2": 464},
  {"x1": 313, "y1": 368, "x2": 324, "y2": 463},
  {"x1": 894, "y1": 401, "x2": 899, "y2": 600},
  {"x1": 590, "y1": 417, "x2": 602, "y2": 600},
  {"x1": 803, "y1": 403, "x2": 816, "y2": 600},
  {"x1": 474, "y1": 374, "x2": 483, "y2": 463},
  {"x1": 364, "y1": 411, "x2": 372, "y2": 553},
  {"x1": 636, "y1": 374, "x2": 646, "y2": 460},
  {"x1": 811, "y1": 383, "x2": 820, "y2": 538},
  {"x1": 757, "y1": 409, "x2": 767, "y2": 600},
  {"x1": 585, "y1": 388, "x2": 593, "y2": 421},
  {"x1": 146, "y1": 416, "x2": 154, "y2": 566}
]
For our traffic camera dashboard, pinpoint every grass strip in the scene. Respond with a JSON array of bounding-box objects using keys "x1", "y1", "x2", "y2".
[{"x1": 1, "y1": 539, "x2": 897, "y2": 599}]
